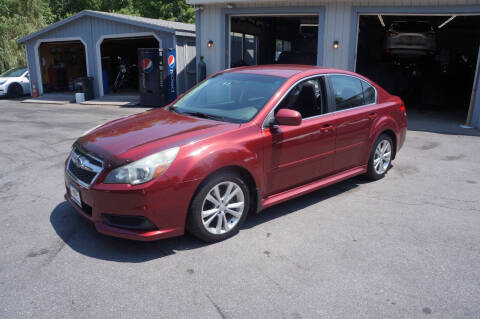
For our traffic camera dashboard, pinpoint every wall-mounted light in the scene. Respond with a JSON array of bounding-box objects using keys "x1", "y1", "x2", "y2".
[
  {"x1": 195, "y1": 5, "x2": 203, "y2": 11},
  {"x1": 207, "y1": 40, "x2": 214, "y2": 48},
  {"x1": 333, "y1": 41, "x2": 339, "y2": 49}
]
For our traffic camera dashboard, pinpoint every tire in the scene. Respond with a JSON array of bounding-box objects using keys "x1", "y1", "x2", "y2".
[
  {"x1": 366, "y1": 134, "x2": 393, "y2": 180},
  {"x1": 186, "y1": 172, "x2": 250, "y2": 242},
  {"x1": 7, "y1": 83, "x2": 23, "y2": 98}
]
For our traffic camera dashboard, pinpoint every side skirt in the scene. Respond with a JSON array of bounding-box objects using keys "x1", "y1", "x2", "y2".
[{"x1": 261, "y1": 165, "x2": 367, "y2": 210}]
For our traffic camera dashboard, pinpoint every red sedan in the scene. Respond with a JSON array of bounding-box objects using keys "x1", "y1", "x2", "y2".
[{"x1": 65, "y1": 65, "x2": 407, "y2": 242}]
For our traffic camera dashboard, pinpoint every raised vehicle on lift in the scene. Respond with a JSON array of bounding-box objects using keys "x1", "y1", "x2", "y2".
[
  {"x1": 64, "y1": 65, "x2": 407, "y2": 243},
  {"x1": 385, "y1": 21, "x2": 436, "y2": 57}
]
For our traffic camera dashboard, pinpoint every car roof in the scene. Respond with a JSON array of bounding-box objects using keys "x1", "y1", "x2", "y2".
[{"x1": 222, "y1": 65, "x2": 350, "y2": 78}]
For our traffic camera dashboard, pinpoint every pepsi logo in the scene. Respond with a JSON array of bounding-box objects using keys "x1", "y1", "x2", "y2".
[
  {"x1": 168, "y1": 55, "x2": 175, "y2": 68},
  {"x1": 141, "y1": 58, "x2": 153, "y2": 73}
]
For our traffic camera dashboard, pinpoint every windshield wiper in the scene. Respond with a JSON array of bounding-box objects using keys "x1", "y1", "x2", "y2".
[
  {"x1": 179, "y1": 111, "x2": 227, "y2": 122},
  {"x1": 168, "y1": 106, "x2": 181, "y2": 113}
]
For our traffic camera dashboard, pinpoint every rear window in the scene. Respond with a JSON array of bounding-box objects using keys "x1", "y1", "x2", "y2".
[{"x1": 391, "y1": 22, "x2": 432, "y2": 33}]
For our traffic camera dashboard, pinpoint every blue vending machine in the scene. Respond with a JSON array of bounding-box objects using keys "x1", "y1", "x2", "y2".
[{"x1": 167, "y1": 48, "x2": 177, "y2": 103}]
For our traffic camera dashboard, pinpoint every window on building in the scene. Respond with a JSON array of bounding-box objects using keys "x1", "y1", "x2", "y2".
[
  {"x1": 275, "y1": 40, "x2": 292, "y2": 62},
  {"x1": 230, "y1": 32, "x2": 258, "y2": 67}
]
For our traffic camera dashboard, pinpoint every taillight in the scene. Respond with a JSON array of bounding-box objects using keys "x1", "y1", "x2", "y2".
[
  {"x1": 400, "y1": 104, "x2": 406, "y2": 114},
  {"x1": 388, "y1": 31, "x2": 399, "y2": 36}
]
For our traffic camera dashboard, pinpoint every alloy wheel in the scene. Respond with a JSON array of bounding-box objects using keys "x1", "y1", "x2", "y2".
[
  {"x1": 201, "y1": 181, "x2": 245, "y2": 235},
  {"x1": 373, "y1": 139, "x2": 392, "y2": 174}
]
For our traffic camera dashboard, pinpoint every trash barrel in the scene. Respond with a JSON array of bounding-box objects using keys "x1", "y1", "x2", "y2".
[
  {"x1": 75, "y1": 77, "x2": 94, "y2": 101},
  {"x1": 102, "y1": 70, "x2": 110, "y2": 95},
  {"x1": 75, "y1": 93, "x2": 85, "y2": 103}
]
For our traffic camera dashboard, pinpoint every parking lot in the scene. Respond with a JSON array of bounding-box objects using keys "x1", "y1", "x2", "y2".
[{"x1": 0, "y1": 98, "x2": 479, "y2": 318}]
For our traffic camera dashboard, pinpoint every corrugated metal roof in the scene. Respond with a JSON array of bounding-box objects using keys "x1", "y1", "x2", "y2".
[{"x1": 19, "y1": 10, "x2": 194, "y2": 43}]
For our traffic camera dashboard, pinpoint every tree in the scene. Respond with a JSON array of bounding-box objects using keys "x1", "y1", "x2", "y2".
[
  {"x1": 0, "y1": 0, "x2": 52, "y2": 73},
  {"x1": 46, "y1": 0, "x2": 194, "y2": 24},
  {"x1": 133, "y1": 0, "x2": 195, "y2": 24},
  {"x1": 47, "y1": 0, "x2": 138, "y2": 21}
]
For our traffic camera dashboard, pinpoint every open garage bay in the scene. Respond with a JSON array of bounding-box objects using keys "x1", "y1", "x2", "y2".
[{"x1": 356, "y1": 14, "x2": 480, "y2": 129}]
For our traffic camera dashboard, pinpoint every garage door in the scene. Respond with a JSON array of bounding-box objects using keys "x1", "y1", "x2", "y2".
[
  {"x1": 354, "y1": 13, "x2": 480, "y2": 129},
  {"x1": 99, "y1": 36, "x2": 159, "y2": 96},
  {"x1": 228, "y1": 13, "x2": 324, "y2": 68},
  {"x1": 38, "y1": 40, "x2": 87, "y2": 94}
]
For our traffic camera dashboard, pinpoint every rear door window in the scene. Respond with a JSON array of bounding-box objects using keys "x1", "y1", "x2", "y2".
[{"x1": 329, "y1": 75, "x2": 364, "y2": 111}]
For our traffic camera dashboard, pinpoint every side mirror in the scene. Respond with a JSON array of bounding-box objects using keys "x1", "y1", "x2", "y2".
[{"x1": 275, "y1": 109, "x2": 302, "y2": 126}]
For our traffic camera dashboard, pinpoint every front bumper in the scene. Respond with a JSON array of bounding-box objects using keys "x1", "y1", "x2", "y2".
[{"x1": 64, "y1": 171, "x2": 199, "y2": 241}]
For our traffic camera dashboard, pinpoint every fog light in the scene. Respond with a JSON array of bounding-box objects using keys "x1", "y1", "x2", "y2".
[{"x1": 103, "y1": 214, "x2": 157, "y2": 231}]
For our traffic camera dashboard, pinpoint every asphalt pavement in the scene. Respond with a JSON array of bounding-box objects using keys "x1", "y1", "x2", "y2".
[{"x1": 0, "y1": 98, "x2": 479, "y2": 318}]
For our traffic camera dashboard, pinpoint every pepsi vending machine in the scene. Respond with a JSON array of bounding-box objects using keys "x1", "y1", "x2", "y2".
[
  {"x1": 166, "y1": 48, "x2": 177, "y2": 103},
  {"x1": 138, "y1": 48, "x2": 167, "y2": 106}
]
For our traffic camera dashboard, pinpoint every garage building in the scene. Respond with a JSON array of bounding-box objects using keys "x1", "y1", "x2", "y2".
[
  {"x1": 188, "y1": 0, "x2": 480, "y2": 129},
  {"x1": 19, "y1": 10, "x2": 196, "y2": 101}
]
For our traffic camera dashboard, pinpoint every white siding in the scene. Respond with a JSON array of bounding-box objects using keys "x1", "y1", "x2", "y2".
[
  {"x1": 196, "y1": 0, "x2": 480, "y2": 74},
  {"x1": 199, "y1": 5, "x2": 223, "y2": 75}
]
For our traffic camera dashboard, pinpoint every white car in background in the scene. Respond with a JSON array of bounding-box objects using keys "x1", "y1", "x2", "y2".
[{"x1": 0, "y1": 67, "x2": 30, "y2": 98}]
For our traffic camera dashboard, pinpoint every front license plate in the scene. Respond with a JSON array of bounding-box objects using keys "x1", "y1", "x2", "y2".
[{"x1": 69, "y1": 184, "x2": 82, "y2": 207}]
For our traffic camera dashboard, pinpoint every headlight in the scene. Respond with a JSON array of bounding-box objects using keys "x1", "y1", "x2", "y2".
[
  {"x1": 104, "y1": 147, "x2": 180, "y2": 185},
  {"x1": 0, "y1": 80, "x2": 6, "y2": 86}
]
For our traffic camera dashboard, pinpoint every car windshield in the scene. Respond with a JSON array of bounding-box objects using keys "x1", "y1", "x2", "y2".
[
  {"x1": 0, "y1": 67, "x2": 27, "y2": 77},
  {"x1": 391, "y1": 22, "x2": 432, "y2": 33},
  {"x1": 171, "y1": 72, "x2": 286, "y2": 123}
]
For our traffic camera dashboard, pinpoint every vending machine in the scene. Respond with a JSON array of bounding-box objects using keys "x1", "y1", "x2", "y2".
[
  {"x1": 166, "y1": 48, "x2": 177, "y2": 104},
  {"x1": 138, "y1": 48, "x2": 169, "y2": 106}
]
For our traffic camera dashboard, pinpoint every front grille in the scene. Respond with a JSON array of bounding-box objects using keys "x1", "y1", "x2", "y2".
[
  {"x1": 68, "y1": 160, "x2": 96, "y2": 184},
  {"x1": 82, "y1": 154, "x2": 102, "y2": 167},
  {"x1": 67, "y1": 148, "x2": 103, "y2": 187}
]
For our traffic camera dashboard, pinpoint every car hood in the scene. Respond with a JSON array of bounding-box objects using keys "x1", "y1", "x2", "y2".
[
  {"x1": 0, "y1": 77, "x2": 17, "y2": 84},
  {"x1": 75, "y1": 108, "x2": 237, "y2": 164}
]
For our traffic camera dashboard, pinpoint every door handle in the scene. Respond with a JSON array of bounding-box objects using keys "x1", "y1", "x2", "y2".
[
  {"x1": 320, "y1": 124, "x2": 334, "y2": 133},
  {"x1": 368, "y1": 112, "x2": 378, "y2": 120}
]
